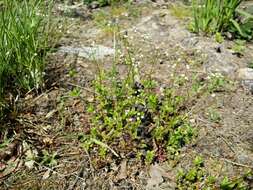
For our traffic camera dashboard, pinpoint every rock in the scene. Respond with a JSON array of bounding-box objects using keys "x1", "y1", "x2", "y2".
[
  {"x1": 146, "y1": 164, "x2": 174, "y2": 189},
  {"x1": 225, "y1": 32, "x2": 233, "y2": 40},
  {"x1": 117, "y1": 160, "x2": 127, "y2": 180},
  {"x1": 146, "y1": 164, "x2": 164, "y2": 189},
  {"x1": 181, "y1": 37, "x2": 199, "y2": 47},
  {"x1": 237, "y1": 68, "x2": 253, "y2": 93},
  {"x1": 146, "y1": 164, "x2": 176, "y2": 190},
  {"x1": 58, "y1": 45, "x2": 115, "y2": 60},
  {"x1": 160, "y1": 182, "x2": 177, "y2": 190},
  {"x1": 242, "y1": 80, "x2": 253, "y2": 94},
  {"x1": 195, "y1": 41, "x2": 239, "y2": 75},
  {"x1": 237, "y1": 68, "x2": 253, "y2": 80},
  {"x1": 237, "y1": 153, "x2": 253, "y2": 165},
  {"x1": 204, "y1": 55, "x2": 238, "y2": 75}
]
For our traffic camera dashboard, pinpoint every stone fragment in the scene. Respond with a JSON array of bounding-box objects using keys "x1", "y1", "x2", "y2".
[
  {"x1": 58, "y1": 45, "x2": 115, "y2": 60},
  {"x1": 237, "y1": 68, "x2": 253, "y2": 80}
]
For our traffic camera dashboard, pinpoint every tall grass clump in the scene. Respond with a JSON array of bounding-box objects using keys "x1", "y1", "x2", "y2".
[
  {"x1": 0, "y1": 0, "x2": 55, "y2": 117},
  {"x1": 191, "y1": 0, "x2": 243, "y2": 35}
]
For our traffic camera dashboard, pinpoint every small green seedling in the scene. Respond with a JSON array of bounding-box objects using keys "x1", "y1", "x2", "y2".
[
  {"x1": 69, "y1": 69, "x2": 77, "y2": 78},
  {"x1": 220, "y1": 176, "x2": 249, "y2": 190},
  {"x1": 215, "y1": 32, "x2": 224, "y2": 43},
  {"x1": 145, "y1": 150, "x2": 155, "y2": 165},
  {"x1": 69, "y1": 87, "x2": 81, "y2": 97},
  {"x1": 41, "y1": 150, "x2": 58, "y2": 167}
]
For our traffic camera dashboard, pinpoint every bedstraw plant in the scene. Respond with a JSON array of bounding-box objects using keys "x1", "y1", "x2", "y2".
[
  {"x1": 177, "y1": 156, "x2": 253, "y2": 189},
  {"x1": 80, "y1": 36, "x2": 195, "y2": 164}
]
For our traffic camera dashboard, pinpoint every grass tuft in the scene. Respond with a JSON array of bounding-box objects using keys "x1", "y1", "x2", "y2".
[
  {"x1": 190, "y1": 0, "x2": 252, "y2": 39},
  {"x1": 0, "y1": 0, "x2": 57, "y2": 118}
]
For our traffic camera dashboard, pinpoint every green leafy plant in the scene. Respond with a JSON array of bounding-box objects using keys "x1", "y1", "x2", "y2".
[
  {"x1": 69, "y1": 87, "x2": 81, "y2": 97},
  {"x1": 189, "y1": 73, "x2": 232, "y2": 100},
  {"x1": 220, "y1": 172, "x2": 253, "y2": 190},
  {"x1": 68, "y1": 69, "x2": 77, "y2": 78},
  {"x1": 177, "y1": 156, "x2": 216, "y2": 189},
  {"x1": 145, "y1": 150, "x2": 155, "y2": 165},
  {"x1": 207, "y1": 73, "x2": 228, "y2": 93},
  {"x1": 41, "y1": 150, "x2": 58, "y2": 167},
  {"x1": 229, "y1": 9, "x2": 253, "y2": 40},
  {"x1": 80, "y1": 37, "x2": 195, "y2": 164},
  {"x1": 177, "y1": 157, "x2": 253, "y2": 189}
]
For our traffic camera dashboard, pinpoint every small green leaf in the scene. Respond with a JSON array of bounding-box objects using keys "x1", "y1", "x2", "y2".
[
  {"x1": 185, "y1": 168, "x2": 197, "y2": 182},
  {"x1": 194, "y1": 156, "x2": 204, "y2": 167}
]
